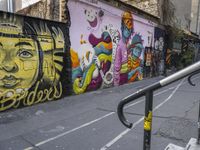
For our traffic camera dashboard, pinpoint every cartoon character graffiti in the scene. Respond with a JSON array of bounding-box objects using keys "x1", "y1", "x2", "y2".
[
  {"x1": 84, "y1": 9, "x2": 103, "y2": 31},
  {"x1": 0, "y1": 13, "x2": 65, "y2": 111},
  {"x1": 71, "y1": 35, "x2": 99, "y2": 94},
  {"x1": 155, "y1": 37, "x2": 164, "y2": 51},
  {"x1": 127, "y1": 34, "x2": 144, "y2": 82},
  {"x1": 71, "y1": 30, "x2": 113, "y2": 94},
  {"x1": 71, "y1": 8, "x2": 120, "y2": 94},
  {"x1": 85, "y1": 9, "x2": 98, "y2": 28},
  {"x1": 114, "y1": 11, "x2": 134, "y2": 86}
]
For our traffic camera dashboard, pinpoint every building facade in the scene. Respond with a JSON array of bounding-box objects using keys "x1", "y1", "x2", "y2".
[
  {"x1": 190, "y1": 0, "x2": 200, "y2": 34},
  {"x1": 0, "y1": 0, "x2": 8, "y2": 11}
]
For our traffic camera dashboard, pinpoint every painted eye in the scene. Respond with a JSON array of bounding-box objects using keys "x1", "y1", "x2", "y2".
[{"x1": 18, "y1": 50, "x2": 33, "y2": 58}]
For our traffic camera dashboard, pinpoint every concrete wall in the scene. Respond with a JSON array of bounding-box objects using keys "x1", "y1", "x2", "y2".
[
  {"x1": 171, "y1": 0, "x2": 192, "y2": 30},
  {"x1": 190, "y1": 0, "x2": 200, "y2": 34},
  {"x1": 0, "y1": 11, "x2": 71, "y2": 111},
  {"x1": 0, "y1": 0, "x2": 168, "y2": 111}
]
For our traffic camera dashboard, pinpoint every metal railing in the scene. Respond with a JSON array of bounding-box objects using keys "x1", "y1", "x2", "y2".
[
  {"x1": 117, "y1": 61, "x2": 200, "y2": 150},
  {"x1": 188, "y1": 70, "x2": 200, "y2": 145}
]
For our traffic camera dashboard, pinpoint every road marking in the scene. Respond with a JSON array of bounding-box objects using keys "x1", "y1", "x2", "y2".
[
  {"x1": 100, "y1": 118, "x2": 144, "y2": 150},
  {"x1": 23, "y1": 86, "x2": 175, "y2": 150},
  {"x1": 100, "y1": 79, "x2": 185, "y2": 150},
  {"x1": 24, "y1": 147, "x2": 33, "y2": 150},
  {"x1": 24, "y1": 75, "x2": 198, "y2": 150},
  {"x1": 24, "y1": 112, "x2": 115, "y2": 150},
  {"x1": 125, "y1": 87, "x2": 175, "y2": 109}
]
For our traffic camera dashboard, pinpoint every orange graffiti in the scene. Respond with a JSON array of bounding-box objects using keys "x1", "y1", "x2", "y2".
[{"x1": 70, "y1": 48, "x2": 80, "y2": 68}]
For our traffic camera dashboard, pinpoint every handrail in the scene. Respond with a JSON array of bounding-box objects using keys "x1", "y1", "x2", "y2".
[
  {"x1": 117, "y1": 61, "x2": 200, "y2": 150},
  {"x1": 188, "y1": 69, "x2": 200, "y2": 144},
  {"x1": 188, "y1": 70, "x2": 200, "y2": 86},
  {"x1": 117, "y1": 82, "x2": 160, "y2": 128}
]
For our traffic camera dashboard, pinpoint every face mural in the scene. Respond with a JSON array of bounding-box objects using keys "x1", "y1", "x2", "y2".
[
  {"x1": 121, "y1": 11, "x2": 133, "y2": 41},
  {"x1": 0, "y1": 13, "x2": 67, "y2": 111},
  {"x1": 0, "y1": 37, "x2": 39, "y2": 91}
]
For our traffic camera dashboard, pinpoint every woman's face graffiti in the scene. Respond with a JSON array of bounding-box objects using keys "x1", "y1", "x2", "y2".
[{"x1": 0, "y1": 37, "x2": 39, "y2": 93}]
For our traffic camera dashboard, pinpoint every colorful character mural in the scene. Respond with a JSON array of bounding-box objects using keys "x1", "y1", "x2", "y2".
[
  {"x1": 69, "y1": 1, "x2": 153, "y2": 94},
  {"x1": 113, "y1": 11, "x2": 133, "y2": 86},
  {"x1": 0, "y1": 0, "x2": 159, "y2": 111},
  {"x1": 71, "y1": 9, "x2": 145, "y2": 93},
  {"x1": 0, "y1": 12, "x2": 68, "y2": 111},
  {"x1": 127, "y1": 34, "x2": 144, "y2": 82},
  {"x1": 71, "y1": 8, "x2": 120, "y2": 94},
  {"x1": 114, "y1": 11, "x2": 144, "y2": 86}
]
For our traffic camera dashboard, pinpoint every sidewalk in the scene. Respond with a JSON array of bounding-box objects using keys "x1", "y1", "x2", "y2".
[{"x1": 0, "y1": 76, "x2": 164, "y2": 127}]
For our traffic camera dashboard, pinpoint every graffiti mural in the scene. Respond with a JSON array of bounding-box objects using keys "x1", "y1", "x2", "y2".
[
  {"x1": 154, "y1": 27, "x2": 166, "y2": 75},
  {"x1": 69, "y1": 0, "x2": 155, "y2": 94},
  {"x1": 114, "y1": 11, "x2": 144, "y2": 86},
  {"x1": 113, "y1": 11, "x2": 133, "y2": 86},
  {"x1": 0, "y1": 12, "x2": 69, "y2": 111},
  {"x1": 71, "y1": 6, "x2": 120, "y2": 94},
  {"x1": 127, "y1": 34, "x2": 144, "y2": 82}
]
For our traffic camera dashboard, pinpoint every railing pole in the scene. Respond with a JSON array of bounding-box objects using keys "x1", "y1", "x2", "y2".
[
  {"x1": 143, "y1": 91, "x2": 153, "y2": 150},
  {"x1": 197, "y1": 100, "x2": 200, "y2": 144}
]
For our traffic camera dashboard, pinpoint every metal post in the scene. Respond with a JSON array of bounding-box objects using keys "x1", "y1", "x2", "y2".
[
  {"x1": 197, "y1": 100, "x2": 200, "y2": 144},
  {"x1": 143, "y1": 91, "x2": 153, "y2": 150}
]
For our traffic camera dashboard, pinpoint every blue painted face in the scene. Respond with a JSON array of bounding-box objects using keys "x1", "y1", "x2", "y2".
[
  {"x1": 131, "y1": 46, "x2": 142, "y2": 58},
  {"x1": 122, "y1": 25, "x2": 132, "y2": 40}
]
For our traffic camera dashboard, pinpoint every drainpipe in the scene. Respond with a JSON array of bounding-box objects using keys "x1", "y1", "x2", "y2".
[
  {"x1": 197, "y1": 0, "x2": 200, "y2": 36},
  {"x1": 7, "y1": 0, "x2": 14, "y2": 12},
  {"x1": 59, "y1": 0, "x2": 62, "y2": 21}
]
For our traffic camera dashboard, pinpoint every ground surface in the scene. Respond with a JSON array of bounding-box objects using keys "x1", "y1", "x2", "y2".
[{"x1": 0, "y1": 75, "x2": 200, "y2": 150}]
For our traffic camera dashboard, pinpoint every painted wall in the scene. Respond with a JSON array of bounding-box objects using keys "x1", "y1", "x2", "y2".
[
  {"x1": 68, "y1": 0, "x2": 155, "y2": 94},
  {"x1": 153, "y1": 27, "x2": 166, "y2": 75},
  {"x1": 0, "y1": 0, "x2": 159, "y2": 111},
  {"x1": 0, "y1": 11, "x2": 71, "y2": 111}
]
